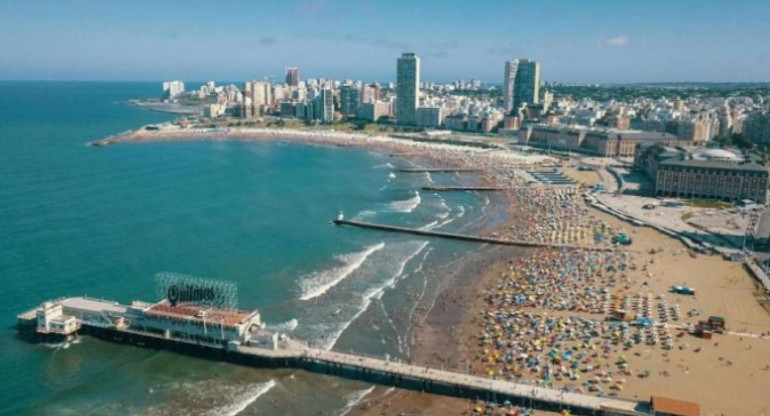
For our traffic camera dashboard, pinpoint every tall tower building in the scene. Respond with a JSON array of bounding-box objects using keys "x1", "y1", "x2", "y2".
[
  {"x1": 503, "y1": 60, "x2": 519, "y2": 112},
  {"x1": 251, "y1": 81, "x2": 272, "y2": 114},
  {"x1": 285, "y1": 67, "x2": 300, "y2": 87},
  {"x1": 503, "y1": 59, "x2": 540, "y2": 114},
  {"x1": 396, "y1": 52, "x2": 420, "y2": 125},
  {"x1": 314, "y1": 88, "x2": 334, "y2": 123},
  {"x1": 339, "y1": 84, "x2": 360, "y2": 117}
]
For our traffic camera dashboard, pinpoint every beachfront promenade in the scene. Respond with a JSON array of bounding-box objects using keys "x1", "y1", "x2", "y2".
[{"x1": 333, "y1": 218, "x2": 617, "y2": 252}]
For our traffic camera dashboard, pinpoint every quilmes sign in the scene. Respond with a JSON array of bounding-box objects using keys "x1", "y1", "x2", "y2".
[
  {"x1": 166, "y1": 284, "x2": 215, "y2": 307},
  {"x1": 155, "y1": 272, "x2": 238, "y2": 310}
]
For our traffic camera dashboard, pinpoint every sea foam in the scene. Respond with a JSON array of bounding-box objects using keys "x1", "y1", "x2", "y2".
[
  {"x1": 322, "y1": 241, "x2": 429, "y2": 350},
  {"x1": 265, "y1": 318, "x2": 299, "y2": 332},
  {"x1": 299, "y1": 243, "x2": 385, "y2": 300},
  {"x1": 338, "y1": 385, "x2": 376, "y2": 416},
  {"x1": 209, "y1": 380, "x2": 277, "y2": 416},
  {"x1": 386, "y1": 191, "x2": 421, "y2": 213}
]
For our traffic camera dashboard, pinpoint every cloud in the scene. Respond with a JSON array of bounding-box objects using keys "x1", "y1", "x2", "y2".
[
  {"x1": 601, "y1": 35, "x2": 628, "y2": 47},
  {"x1": 374, "y1": 38, "x2": 412, "y2": 50},
  {"x1": 259, "y1": 36, "x2": 277, "y2": 46}
]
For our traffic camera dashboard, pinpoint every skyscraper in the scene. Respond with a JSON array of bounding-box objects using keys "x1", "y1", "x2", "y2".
[
  {"x1": 285, "y1": 67, "x2": 300, "y2": 87},
  {"x1": 503, "y1": 59, "x2": 540, "y2": 114},
  {"x1": 339, "y1": 84, "x2": 360, "y2": 117},
  {"x1": 396, "y1": 53, "x2": 420, "y2": 125},
  {"x1": 503, "y1": 60, "x2": 519, "y2": 112}
]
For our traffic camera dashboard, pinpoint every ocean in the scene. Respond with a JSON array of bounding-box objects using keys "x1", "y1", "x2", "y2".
[{"x1": 0, "y1": 82, "x2": 504, "y2": 415}]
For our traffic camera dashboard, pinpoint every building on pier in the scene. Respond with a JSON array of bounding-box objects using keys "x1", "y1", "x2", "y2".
[{"x1": 18, "y1": 296, "x2": 266, "y2": 347}]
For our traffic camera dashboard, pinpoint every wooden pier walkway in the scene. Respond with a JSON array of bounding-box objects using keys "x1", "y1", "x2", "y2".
[
  {"x1": 333, "y1": 219, "x2": 612, "y2": 251},
  {"x1": 423, "y1": 186, "x2": 513, "y2": 191},
  {"x1": 240, "y1": 343, "x2": 643, "y2": 415},
  {"x1": 397, "y1": 168, "x2": 481, "y2": 173}
]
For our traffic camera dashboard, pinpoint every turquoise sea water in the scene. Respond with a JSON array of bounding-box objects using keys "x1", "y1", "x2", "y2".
[{"x1": 0, "y1": 82, "x2": 503, "y2": 415}]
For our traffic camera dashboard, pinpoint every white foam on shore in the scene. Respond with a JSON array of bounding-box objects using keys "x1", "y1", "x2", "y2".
[
  {"x1": 323, "y1": 241, "x2": 429, "y2": 350},
  {"x1": 424, "y1": 172, "x2": 434, "y2": 184},
  {"x1": 265, "y1": 318, "x2": 299, "y2": 332},
  {"x1": 210, "y1": 380, "x2": 277, "y2": 416},
  {"x1": 299, "y1": 243, "x2": 386, "y2": 300},
  {"x1": 373, "y1": 162, "x2": 395, "y2": 169},
  {"x1": 387, "y1": 191, "x2": 421, "y2": 213},
  {"x1": 388, "y1": 172, "x2": 396, "y2": 179},
  {"x1": 424, "y1": 216, "x2": 456, "y2": 231},
  {"x1": 403, "y1": 248, "x2": 433, "y2": 357},
  {"x1": 420, "y1": 220, "x2": 439, "y2": 230},
  {"x1": 338, "y1": 385, "x2": 376, "y2": 416}
]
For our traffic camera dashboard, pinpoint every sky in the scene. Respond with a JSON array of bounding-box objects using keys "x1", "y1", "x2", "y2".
[{"x1": 1, "y1": 0, "x2": 769, "y2": 84}]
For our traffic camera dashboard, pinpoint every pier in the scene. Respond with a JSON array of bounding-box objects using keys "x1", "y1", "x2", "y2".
[
  {"x1": 333, "y1": 219, "x2": 614, "y2": 251},
  {"x1": 422, "y1": 186, "x2": 513, "y2": 191},
  {"x1": 17, "y1": 297, "x2": 647, "y2": 416},
  {"x1": 397, "y1": 168, "x2": 481, "y2": 173}
]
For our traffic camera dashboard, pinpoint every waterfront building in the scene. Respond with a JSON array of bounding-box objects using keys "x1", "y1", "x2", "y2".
[
  {"x1": 526, "y1": 124, "x2": 690, "y2": 157},
  {"x1": 203, "y1": 103, "x2": 226, "y2": 118},
  {"x1": 339, "y1": 84, "x2": 360, "y2": 117},
  {"x1": 416, "y1": 107, "x2": 442, "y2": 128},
  {"x1": 444, "y1": 115, "x2": 467, "y2": 131},
  {"x1": 285, "y1": 67, "x2": 300, "y2": 87},
  {"x1": 162, "y1": 80, "x2": 185, "y2": 100},
  {"x1": 310, "y1": 88, "x2": 334, "y2": 123},
  {"x1": 396, "y1": 53, "x2": 420, "y2": 125},
  {"x1": 250, "y1": 81, "x2": 272, "y2": 115},
  {"x1": 280, "y1": 102, "x2": 296, "y2": 118},
  {"x1": 358, "y1": 101, "x2": 391, "y2": 122},
  {"x1": 503, "y1": 59, "x2": 540, "y2": 113},
  {"x1": 635, "y1": 143, "x2": 768, "y2": 203},
  {"x1": 360, "y1": 83, "x2": 379, "y2": 104}
]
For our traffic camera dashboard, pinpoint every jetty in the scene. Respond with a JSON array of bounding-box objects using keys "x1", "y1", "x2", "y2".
[
  {"x1": 17, "y1": 297, "x2": 647, "y2": 415},
  {"x1": 422, "y1": 186, "x2": 513, "y2": 191},
  {"x1": 397, "y1": 168, "x2": 481, "y2": 173},
  {"x1": 333, "y1": 219, "x2": 613, "y2": 251}
]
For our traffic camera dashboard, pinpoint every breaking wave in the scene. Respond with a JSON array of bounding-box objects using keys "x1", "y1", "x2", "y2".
[
  {"x1": 386, "y1": 191, "x2": 421, "y2": 213},
  {"x1": 299, "y1": 243, "x2": 386, "y2": 300},
  {"x1": 338, "y1": 385, "x2": 376, "y2": 416},
  {"x1": 320, "y1": 241, "x2": 430, "y2": 350},
  {"x1": 209, "y1": 380, "x2": 277, "y2": 416},
  {"x1": 265, "y1": 318, "x2": 299, "y2": 332}
]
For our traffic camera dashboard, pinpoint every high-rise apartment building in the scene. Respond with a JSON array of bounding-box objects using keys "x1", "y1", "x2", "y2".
[
  {"x1": 360, "y1": 84, "x2": 379, "y2": 104},
  {"x1": 396, "y1": 53, "x2": 420, "y2": 125},
  {"x1": 250, "y1": 81, "x2": 272, "y2": 115},
  {"x1": 745, "y1": 112, "x2": 770, "y2": 144},
  {"x1": 339, "y1": 84, "x2": 360, "y2": 117},
  {"x1": 285, "y1": 67, "x2": 300, "y2": 87},
  {"x1": 162, "y1": 80, "x2": 185, "y2": 100},
  {"x1": 311, "y1": 88, "x2": 334, "y2": 123},
  {"x1": 503, "y1": 59, "x2": 540, "y2": 113}
]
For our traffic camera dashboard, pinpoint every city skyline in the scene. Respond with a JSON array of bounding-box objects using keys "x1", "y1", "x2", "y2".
[{"x1": 2, "y1": 0, "x2": 770, "y2": 83}]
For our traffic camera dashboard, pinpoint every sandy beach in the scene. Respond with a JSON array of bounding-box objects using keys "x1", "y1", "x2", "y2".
[{"x1": 99, "y1": 123, "x2": 770, "y2": 415}]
